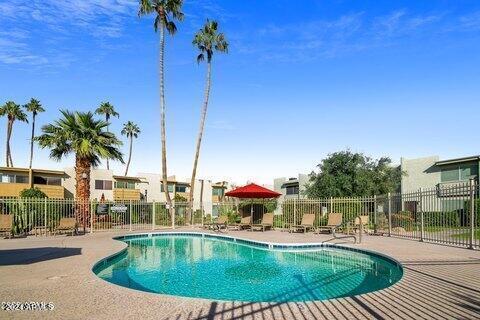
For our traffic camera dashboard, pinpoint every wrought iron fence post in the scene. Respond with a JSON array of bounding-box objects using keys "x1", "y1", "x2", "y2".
[
  {"x1": 419, "y1": 188, "x2": 424, "y2": 242},
  {"x1": 469, "y1": 179, "x2": 475, "y2": 249},
  {"x1": 373, "y1": 195, "x2": 377, "y2": 234},
  {"x1": 44, "y1": 197, "x2": 47, "y2": 235},
  {"x1": 129, "y1": 200, "x2": 132, "y2": 231},
  {"x1": 293, "y1": 198, "x2": 297, "y2": 226},
  {"x1": 388, "y1": 192, "x2": 392, "y2": 237},
  {"x1": 152, "y1": 201, "x2": 156, "y2": 231},
  {"x1": 90, "y1": 200, "x2": 94, "y2": 234}
]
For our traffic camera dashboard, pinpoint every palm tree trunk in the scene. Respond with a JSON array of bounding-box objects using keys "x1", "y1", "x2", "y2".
[
  {"x1": 125, "y1": 135, "x2": 133, "y2": 176},
  {"x1": 29, "y1": 114, "x2": 35, "y2": 169},
  {"x1": 188, "y1": 62, "x2": 212, "y2": 224},
  {"x1": 75, "y1": 155, "x2": 91, "y2": 234},
  {"x1": 6, "y1": 120, "x2": 13, "y2": 167},
  {"x1": 159, "y1": 24, "x2": 174, "y2": 228},
  {"x1": 5, "y1": 120, "x2": 10, "y2": 167},
  {"x1": 106, "y1": 114, "x2": 110, "y2": 170}
]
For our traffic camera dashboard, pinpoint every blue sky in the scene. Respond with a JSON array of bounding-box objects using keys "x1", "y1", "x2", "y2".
[{"x1": 0, "y1": 0, "x2": 479, "y2": 185}]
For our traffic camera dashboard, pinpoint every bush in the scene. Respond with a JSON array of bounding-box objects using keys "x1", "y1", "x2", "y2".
[
  {"x1": 423, "y1": 211, "x2": 460, "y2": 227},
  {"x1": 464, "y1": 199, "x2": 480, "y2": 227},
  {"x1": 19, "y1": 187, "x2": 47, "y2": 198},
  {"x1": 391, "y1": 211, "x2": 415, "y2": 229}
]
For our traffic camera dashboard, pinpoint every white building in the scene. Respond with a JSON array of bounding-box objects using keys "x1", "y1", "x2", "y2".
[
  {"x1": 273, "y1": 173, "x2": 309, "y2": 201},
  {"x1": 63, "y1": 167, "x2": 146, "y2": 201},
  {"x1": 138, "y1": 173, "x2": 230, "y2": 216}
]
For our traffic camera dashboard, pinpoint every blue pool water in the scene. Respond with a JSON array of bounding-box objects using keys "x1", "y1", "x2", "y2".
[{"x1": 93, "y1": 233, "x2": 402, "y2": 302}]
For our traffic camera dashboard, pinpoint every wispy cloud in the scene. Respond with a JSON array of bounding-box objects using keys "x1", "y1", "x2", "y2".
[
  {"x1": 0, "y1": 0, "x2": 137, "y2": 67},
  {"x1": 234, "y1": 9, "x2": 447, "y2": 63}
]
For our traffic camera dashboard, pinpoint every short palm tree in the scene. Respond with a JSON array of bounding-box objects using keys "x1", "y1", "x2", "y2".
[
  {"x1": 0, "y1": 101, "x2": 28, "y2": 167},
  {"x1": 95, "y1": 101, "x2": 119, "y2": 170},
  {"x1": 121, "y1": 121, "x2": 141, "y2": 176},
  {"x1": 138, "y1": 0, "x2": 184, "y2": 228},
  {"x1": 188, "y1": 20, "x2": 228, "y2": 222},
  {"x1": 24, "y1": 98, "x2": 45, "y2": 169},
  {"x1": 36, "y1": 111, "x2": 123, "y2": 230}
]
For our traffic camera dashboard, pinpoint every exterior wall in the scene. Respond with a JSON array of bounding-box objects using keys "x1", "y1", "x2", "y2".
[
  {"x1": 400, "y1": 156, "x2": 441, "y2": 193},
  {"x1": 0, "y1": 183, "x2": 64, "y2": 198},
  {"x1": 64, "y1": 167, "x2": 114, "y2": 200},
  {"x1": 274, "y1": 173, "x2": 309, "y2": 202},
  {"x1": 113, "y1": 188, "x2": 141, "y2": 201}
]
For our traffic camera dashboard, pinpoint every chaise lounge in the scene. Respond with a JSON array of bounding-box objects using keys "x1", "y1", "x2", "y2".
[
  {"x1": 0, "y1": 214, "x2": 14, "y2": 238},
  {"x1": 290, "y1": 213, "x2": 315, "y2": 233},
  {"x1": 316, "y1": 213, "x2": 343, "y2": 236},
  {"x1": 250, "y1": 213, "x2": 274, "y2": 232},
  {"x1": 53, "y1": 218, "x2": 78, "y2": 236}
]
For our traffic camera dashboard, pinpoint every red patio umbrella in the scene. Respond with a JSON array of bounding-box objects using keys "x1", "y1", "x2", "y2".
[
  {"x1": 225, "y1": 183, "x2": 281, "y2": 199},
  {"x1": 225, "y1": 183, "x2": 281, "y2": 220}
]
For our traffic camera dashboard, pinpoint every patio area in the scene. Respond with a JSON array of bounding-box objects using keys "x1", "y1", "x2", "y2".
[{"x1": 1, "y1": 229, "x2": 479, "y2": 320}]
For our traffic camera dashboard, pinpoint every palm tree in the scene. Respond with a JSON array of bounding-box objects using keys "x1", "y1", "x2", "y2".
[
  {"x1": 0, "y1": 101, "x2": 28, "y2": 167},
  {"x1": 188, "y1": 20, "x2": 228, "y2": 223},
  {"x1": 121, "y1": 121, "x2": 141, "y2": 176},
  {"x1": 95, "y1": 101, "x2": 119, "y2": 170},
  {"x1": 138, "y1": 0, "x2": 184, "y2": 228},
  {"x1": 24, "y1": 98, "x2": 45, "y2": 169},
  {"x1": 36, "y1": 111, "x2": 123, "y2": 231}
]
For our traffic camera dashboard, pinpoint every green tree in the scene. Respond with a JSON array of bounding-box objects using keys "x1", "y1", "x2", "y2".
[
  {"x1": 305, "y1": 150, "x2": 402, "y2": 198},
  {"x1": 0, "y1": 101, "x2": 28, "y2": 167},
  {"x1": 188, "y1": 20, "x2": 228, "y2": 223},
  {"x1": 95, "y1": 101, "x2": 119, "y2": 170},
  {"x1": 138, "y1": 0, "x2": 184, "y2": 228},
  {"x1": 121, "y1": 121, "x2": 141, "y2": 176},
  {"x1": 36, "y1": 111, "x2": 123, "y2": 230},
  {"x1": 24, "y1": 98, "x2": 45, "y2": 169}
]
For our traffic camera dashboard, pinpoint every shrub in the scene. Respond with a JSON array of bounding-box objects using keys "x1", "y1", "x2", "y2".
[
  {"x1": 391, "y1": 211, "x2": 415, "y2": 229},
  {"x1": 423, "y1": 211, "x2": 460, "y2": 227},
  {"x1": 463, "y1": 199, "x2": 480, "y2": 227},
  {"x1": 19, "y1": 187, "x2": 47, "y2": 198}
]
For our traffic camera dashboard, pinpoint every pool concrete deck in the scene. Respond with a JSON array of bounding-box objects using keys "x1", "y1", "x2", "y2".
[{"x1": 1, "y1": 228, "x2": 480, "y2": 320}]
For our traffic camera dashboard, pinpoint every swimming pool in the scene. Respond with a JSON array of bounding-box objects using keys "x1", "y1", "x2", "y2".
[{"x1": 93, "y1": 233, "x2": 403, "y2": 302}]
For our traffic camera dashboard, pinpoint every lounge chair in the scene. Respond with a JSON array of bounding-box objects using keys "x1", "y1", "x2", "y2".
[
  {"x1": 228, "y1": 215, "x2": 251, "y2": 230},
  {"x1": 347, "y1": 215, "x2": 370, "y2": 235},
  {"x1": 211, "y1": 215, "x2": 228, "y2": 231},
  {"x1": 290, "y1": 213, "x2": 315, "y2": 233},
  {"x1": 250, "y1": 213, "x2": 274, "y2": 232},
  {"x1": 0, "y1": 214, "x2": 14, "y2": 238},
  {"x1": 316, "y1": 213, "x2": 343, "y2": 236},
  {"x1": 53, "y1": 218, "x2": 78, "y2": 236}
]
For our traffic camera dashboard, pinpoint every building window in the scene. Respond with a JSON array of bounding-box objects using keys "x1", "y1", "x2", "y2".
[
  {"x1": 33, "y1": 176, "x2": 61, "y2": 186},
  {"x1": 114, "y1": 181, "x2": 136, "y2": 189},
  {"x1": 441, "y1": 163, "x2": 479, "y2": 182},
  {"x1": 0, "y1": 174, "x2": 28, "y2": 183},
  {"x1": 95, "y1": 180, "x2": 112, "y2": 190},
  {"x1": 175, "y1": 185, "x2": 187, "y2": 193},
  {"x1": 286, "y1": 185, "x2": 299, "y2": 195},
  {"x1": 212, "y1": 188, "x2": 224, "y2": 197},
  {"x1": 160, "y1": 184, "x2": 174, "y2": 193}
]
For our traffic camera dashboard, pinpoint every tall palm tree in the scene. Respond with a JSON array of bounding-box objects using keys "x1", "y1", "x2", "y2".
[
  {"x1": 24, "y1": 98, "x2": 45, "y2": 169},
  {"x1": 188, "y1": 20, "x2": 228, "y2": 222},
  {"x1": 95, "y1": 101, "x2": 119, "y2": 170},
  {"x1": 138, "y1": 0, "x2": 184, "y2": 228},
  {"x1": 0, "y1": 101, "x2": 28, "y2": 167},
  {"x1": 121, "y1": 121, "x2": 141, "y2": 176},
  {"x1": 36, "y1": 111, "x2": 123, "y2": 231}
]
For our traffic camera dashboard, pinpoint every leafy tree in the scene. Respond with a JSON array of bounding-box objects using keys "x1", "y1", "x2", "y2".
[
  {"x1": 24, "y1": 98, "x2": 45, "y2": 169},
  {"x1": 20, "y1": 187, "x2": 48, "y2": 198},
  {"x1": 305, "y1": 150, "x2": 402, "y2": 198},
  {"x1": 0, "y1": 101, "x2": 28, "y2": 167},
  {"x1": 138, "y1": 0, "x2": 184, "y2": 229},
  {"x1": 95, "y1": 101, "x2": 119, "y2": 170},
  {"x1": 188, "y1": 20, "x2": 228, "y2": 223}
]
